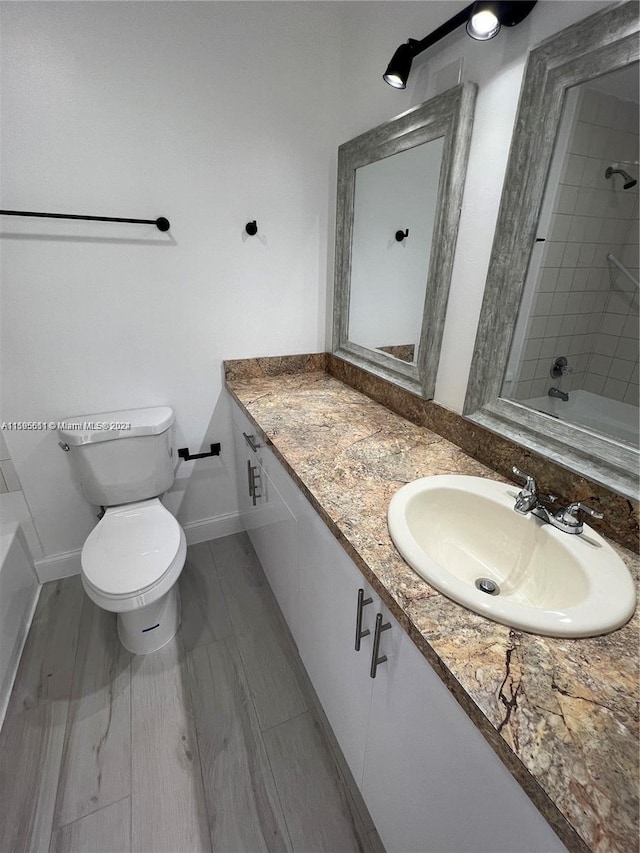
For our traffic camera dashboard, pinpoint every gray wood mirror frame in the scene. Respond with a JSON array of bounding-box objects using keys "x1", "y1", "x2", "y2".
[
  {"x1": 465, "y1": 2, "x2": 639, "y2": 500},
  {"x1": 333, "y1": 83, "x2": 477, "y2": 398}
]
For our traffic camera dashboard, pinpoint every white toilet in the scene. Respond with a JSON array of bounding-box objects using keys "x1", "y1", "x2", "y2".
[{"x1": 58, "y1": 407, "x2": 186, "y2": 654}]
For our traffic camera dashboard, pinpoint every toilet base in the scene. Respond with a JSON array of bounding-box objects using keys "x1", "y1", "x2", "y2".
[{"x1": 117, "y1": 584, "x2": 181, "y2": 654}]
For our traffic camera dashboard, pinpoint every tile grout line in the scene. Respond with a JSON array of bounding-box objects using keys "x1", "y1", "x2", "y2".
[
  {"x1": 202, "y1": 538, "x2": 296, "y2": 852},
  {"x1": 129, "y1": 634, "x2": 133, "y2": 853},
  {"x1": 179, "y1": 630, "x2": 214, "y2": 853},
  {"x1": 216, "y1": 534, "x2": 378, "y2": 851},
  {"x1": 190, "y1": 542, "x2": 241, "y2": 848},
  {"x1": 258, "y1": 706, "x2": 310, "y2": 737},
  {"x1": 203, "y1": 535, "x2": 378, "y2": 849},
  {"x1": 186, "y1": 544, "x2": 235, "y2": 853},
  {"x1": 211, "y1": 535, "x2": 307, "y2": 731},
  {"x1": 56, "y1": 794, "x2": 132, "y2": 832},
  {"x1": 237, "y1": 643, "x2": 297, "y2": 852},
  {"x1": 48, "y1": 582, "x2": 86, "y2": 852}
]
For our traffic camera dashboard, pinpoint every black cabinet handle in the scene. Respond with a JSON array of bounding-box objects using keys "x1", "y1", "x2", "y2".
[
  {"x1": 355, "y1": 588, "x2": 373, "y2": 651},
  {"x1": 370, "y1": 613, "x2": 391, "y2": 678},
  {"x1": 243, "y1": 432, "x2": 260, "y2": 452},
  {"x1": 247, "y1": 462, "x2": 261, "y2": 506}
]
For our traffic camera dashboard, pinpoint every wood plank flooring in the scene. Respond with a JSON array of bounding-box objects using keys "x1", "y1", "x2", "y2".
[
  {"x1": 53, "y1": 603, "x2": 131, "y2": 828},
  {"x1": 0, "y1": 533, "x2": 382, "y2": 853}
]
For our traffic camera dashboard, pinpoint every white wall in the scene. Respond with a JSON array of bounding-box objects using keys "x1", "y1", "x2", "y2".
[
  {"x1": 0, "y1": 1, "x2": 340, "y2": 573},
  {"x1": 331, "y1": 0, "x2": 613, "y2": 410},
  {"x1": 0, "y1": 1, "x2": 615, "y2": 577}
]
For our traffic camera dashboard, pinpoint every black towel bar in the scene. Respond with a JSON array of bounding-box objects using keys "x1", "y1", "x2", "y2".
[{"x1": 0, "y1": 209, "x2": 170, "y2": 231}]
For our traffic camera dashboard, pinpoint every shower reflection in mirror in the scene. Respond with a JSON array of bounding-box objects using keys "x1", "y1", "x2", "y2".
[{"x1": 503, "y1": 62, "x2": 639, "y2": 447}]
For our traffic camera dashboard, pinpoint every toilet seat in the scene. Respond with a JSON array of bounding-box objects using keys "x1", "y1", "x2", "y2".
[{"x1": 81, "y1": 498, "x2": 186, "y2": 613}]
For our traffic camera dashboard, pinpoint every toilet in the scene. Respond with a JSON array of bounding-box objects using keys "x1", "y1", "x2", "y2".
[{"x1": 58, "y1": 407, "x2": 186, "y2": 654}]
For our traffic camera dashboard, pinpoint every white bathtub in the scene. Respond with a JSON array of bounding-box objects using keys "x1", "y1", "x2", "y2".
[
  {"x1": 0, "y1": 523, "x2": 40, "y2": 727},
  {"x1": 522, "y1": 389, "x2": 639, "y2": 447}
]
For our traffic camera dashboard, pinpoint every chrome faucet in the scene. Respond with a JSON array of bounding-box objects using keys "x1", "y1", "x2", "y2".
[
  {"x1": 548, "y1": 387, "x2": 569, "y2": 402},
  {"x1": 512, "y1": 467, "x2": 603, "y2": 534},
  {"x1": 512, "y1": 469, "x2": 540, "y2": 514}
]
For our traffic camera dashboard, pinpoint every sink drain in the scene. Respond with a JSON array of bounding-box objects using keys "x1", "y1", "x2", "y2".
[{"x1": 475, "y1": 577, "x2": 500, "y2": 596}]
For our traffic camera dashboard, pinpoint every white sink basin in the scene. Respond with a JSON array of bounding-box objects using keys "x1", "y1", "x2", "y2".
[{"x1": 388, "y1": 475, "x2": 636, "y2": 637}]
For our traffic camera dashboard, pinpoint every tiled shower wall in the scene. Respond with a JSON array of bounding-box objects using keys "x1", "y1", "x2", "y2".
[
  {"x1": 513, "y1": 85, "x2": 639, "y2": 405},
  {"x1": 585, "y1": 210, "x2": 639, "y2": 407}
]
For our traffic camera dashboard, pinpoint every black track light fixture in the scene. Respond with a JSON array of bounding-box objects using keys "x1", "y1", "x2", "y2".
[{"x1": 383, "y1": 1, "x2": 537, "y2": 88}]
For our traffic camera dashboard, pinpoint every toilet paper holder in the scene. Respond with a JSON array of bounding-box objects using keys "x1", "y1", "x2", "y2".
[{"x1": 177, "y1": 443, "x2": 221, "y2": 461}]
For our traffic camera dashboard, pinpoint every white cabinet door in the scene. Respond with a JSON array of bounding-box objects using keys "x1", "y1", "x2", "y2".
[
  {"x1": 248, "y1": 462, "x2": 299, "y2": 638},
  {"x1": 230, "y1": 402, "x2": 299, "y2": 638},
  {"x1": 362, "y1": 612, "x2": 567, "y2": 853},
  {"x1": 295, "y1": 492, "x2": 378, "y2": 786},
  {"x1": 231, "y1": 411, "x2": 258, "y2": 529}
]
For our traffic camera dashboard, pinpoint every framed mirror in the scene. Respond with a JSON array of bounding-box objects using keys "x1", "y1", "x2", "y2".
[
  {"x1": 465, "y1": 2, "x2": 639, "y2": 499},
  {"x1": 333, "y1": 83, "x2": 477, "y2": 397}
]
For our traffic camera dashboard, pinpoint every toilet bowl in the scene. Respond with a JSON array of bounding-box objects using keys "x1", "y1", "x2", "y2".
[
  {"x1": 81, "y1": 498, "x2": 187, "y2": 654},
  {"x1": 59, "y1": 406, "x2": 186, "y2": 655}
]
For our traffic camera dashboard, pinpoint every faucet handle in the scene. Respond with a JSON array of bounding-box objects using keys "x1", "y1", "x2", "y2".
[
  {"x1": 555, "y1": 501, "x2": 604, "y2": 531},
  {"x1": 512, "y1": 466, "x2": 537, "y2": 495}
]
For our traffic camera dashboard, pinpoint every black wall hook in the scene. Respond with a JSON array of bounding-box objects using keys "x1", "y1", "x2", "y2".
[
  {"x1": 178, "y1": 443, "x2": 221, "y2": 461},
  {"x1": 395, "y1": 229, "x2": 409, "y2": 242},
  {"x1": 245, "y1": 220, "x2": 258, "y2": 236}
]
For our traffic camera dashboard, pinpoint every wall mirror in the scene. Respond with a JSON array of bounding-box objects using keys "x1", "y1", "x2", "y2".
[
  {"x1": 333, "y1": 83, "x2": 477, "y2": 397},
  {"x1": 465, "y1": 2, "x2": 639, "y2": 499}
]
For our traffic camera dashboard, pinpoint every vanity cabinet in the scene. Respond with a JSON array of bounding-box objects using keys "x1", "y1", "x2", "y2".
[{"x1": 229, "y1": 400, "x2": 566, "y2": 853}]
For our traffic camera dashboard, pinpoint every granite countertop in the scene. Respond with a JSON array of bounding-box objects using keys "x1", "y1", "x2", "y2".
[{"x1": 225, "y1": 367, "x2": 639, "y2": 853}]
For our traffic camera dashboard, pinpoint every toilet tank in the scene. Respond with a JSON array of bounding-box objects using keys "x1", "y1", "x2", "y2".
[{"x1": 58, "y1": 407, "x2": 175, "y2": 507}]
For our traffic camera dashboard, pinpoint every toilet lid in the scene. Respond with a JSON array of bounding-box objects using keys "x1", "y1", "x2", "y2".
[{"x1": 82, "y1": 501, "x2": 181, "y2": 596}]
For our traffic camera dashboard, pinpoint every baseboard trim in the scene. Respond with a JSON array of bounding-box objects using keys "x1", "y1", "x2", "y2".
[
  {"x1": 34, "y1": 549, "x2": 82, "y2": 582},
  {"x1": 33, "y1": 512, "x2": 244, "y2": 582},
  {"x1": 182, "y1": 511, "x2": 244, "y2": 545}
]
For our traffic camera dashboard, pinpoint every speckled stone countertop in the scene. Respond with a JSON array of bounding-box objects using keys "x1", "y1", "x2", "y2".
[{"x1": 225, "y1": 367, "x2": 639, "y2": 853}]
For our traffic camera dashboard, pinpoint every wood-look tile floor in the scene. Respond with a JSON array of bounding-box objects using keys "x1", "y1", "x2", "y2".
[{"x1": 0, "y1": 533, "x2": 382, "y2": 853}]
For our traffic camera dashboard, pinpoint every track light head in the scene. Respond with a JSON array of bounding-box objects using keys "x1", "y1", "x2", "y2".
[
  {"x1": 383, "y1": 41, "x2": 417, "y2": 89},
  {"x1": 467, "y1": 1, "x2": 537, "y2": 40},
  {"x1": 466, "y1": 3, "x2": 501, "y2": 40}
]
